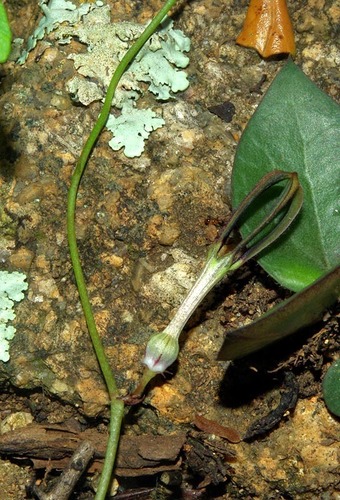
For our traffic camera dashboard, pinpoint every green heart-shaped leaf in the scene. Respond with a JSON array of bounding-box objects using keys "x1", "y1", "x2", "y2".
[
  {"x1": 218, "y1": 266, "x2": 340, "y2": 360},
  {"x1": 0, "y1": 2, "x2": 11, "y2": 64},
  {"x1": 232, "y1": 60, "x2": 340, "y2": 291}
]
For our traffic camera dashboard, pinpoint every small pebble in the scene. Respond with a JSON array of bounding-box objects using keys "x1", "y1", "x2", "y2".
[
  {"x1": 15, "y1": 182, "x2": 43, "y2": 204},
  {"x1": 9, "y1": 247, "x2": 34, "y2": 271}
]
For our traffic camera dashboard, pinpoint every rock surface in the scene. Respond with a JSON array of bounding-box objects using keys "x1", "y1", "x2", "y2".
[{"x1": 0, "y1": 0, "x2": 339, "y2": 497}]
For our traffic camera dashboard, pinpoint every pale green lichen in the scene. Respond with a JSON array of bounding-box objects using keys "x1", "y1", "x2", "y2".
[
  {"x1": 56, "y1": 4, "x2": 190, "y2": 157},
  {"x1": 18, "y1": 1, "x2": 190, "y2": 157},
  {"x1": 17, "y1": 0, "x2": 102, "y2": 64},
  {"x1": 106, "y1": 106, "x2": 165, "y2": 158},
  {"x1": 0, "y1": 271, "x2": 28, "y2": 362},
  {"x1": 57, "y1": 6, "x2": 190, "y2": 106}
]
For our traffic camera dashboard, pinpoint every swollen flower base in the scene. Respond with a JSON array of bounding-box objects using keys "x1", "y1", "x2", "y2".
[{"x1": 143, "y1": 332, "x2": 180, "y2": 373}]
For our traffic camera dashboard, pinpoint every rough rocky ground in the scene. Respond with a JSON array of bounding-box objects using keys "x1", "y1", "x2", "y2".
[{"x1": 0, "y1": 0, "x2": 339, "y2": 498}]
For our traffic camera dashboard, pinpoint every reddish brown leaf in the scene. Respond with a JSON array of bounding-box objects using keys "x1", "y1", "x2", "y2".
[{"x1": 193, "y1": 415, "x2": 241, "y2": 443}]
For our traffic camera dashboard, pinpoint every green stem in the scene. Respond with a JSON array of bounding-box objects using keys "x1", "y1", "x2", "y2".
[
  {"x1": 67, "y1": 0, "x2": 179, "y2": 398},
  {"x1": 95, "y1": 399, "x2": 125, "y2": 499},
  {"x1": 67, "y1": 1, "x2": 180, "y2": 498}
]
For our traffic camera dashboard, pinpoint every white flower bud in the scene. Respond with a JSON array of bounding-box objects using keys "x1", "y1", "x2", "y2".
[{"x1": 143, "y1": 332, "x2": 179, "y2": 373}]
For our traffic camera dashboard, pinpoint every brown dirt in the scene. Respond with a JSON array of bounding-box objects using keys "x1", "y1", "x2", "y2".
[{"x1": 0, "y1": 0, "x2": 339, "y2": 498}]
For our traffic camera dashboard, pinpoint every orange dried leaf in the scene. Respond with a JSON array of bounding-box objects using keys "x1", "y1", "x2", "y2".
[
  {"x1": 194, "y1": 415, "x2": 241, "y2": 443},
  {"x1": 236, "y1": 0, "x2": 296, "y2": 58}
]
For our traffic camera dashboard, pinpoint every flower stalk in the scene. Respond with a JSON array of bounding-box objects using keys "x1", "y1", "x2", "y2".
[
  {"x1": 67, "y1": 1, "x2": 180, "y2": 497},
  {"x1": 133, "y1": 170, "x2": 303, "y2": 396}
]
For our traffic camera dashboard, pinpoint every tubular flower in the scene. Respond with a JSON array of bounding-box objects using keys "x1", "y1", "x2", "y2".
[
  {"x1": 132, "y1": 170, "x2": 302, "y2": 398},
  {"x1": 236, "y1": 0, "x2": 296, "y2": 58}
]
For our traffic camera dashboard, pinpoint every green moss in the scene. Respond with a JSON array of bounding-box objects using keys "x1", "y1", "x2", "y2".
[{"x1": 0, "y1": 206, "x2": 17, "y2": 239}]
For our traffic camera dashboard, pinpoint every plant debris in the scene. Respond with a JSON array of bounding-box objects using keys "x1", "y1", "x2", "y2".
[
  {"x1": 208, "y1": 101, "x2": 236, "y2": 123},
  {"x1": 193, "y1": 414, "x2": 241, "y2": 443},
  {"x1": 0, "y1": 424, "x2": 186, "y2": 476},
  {"x1": 184, "y1": 432, "x2": 236, "y2": 487},
  {"x1": 244, "y1": 372, "x2": 299, "y2": 440},
  {"x1": 236, "y1": 0, "x2": 296, "y2": 58}
]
